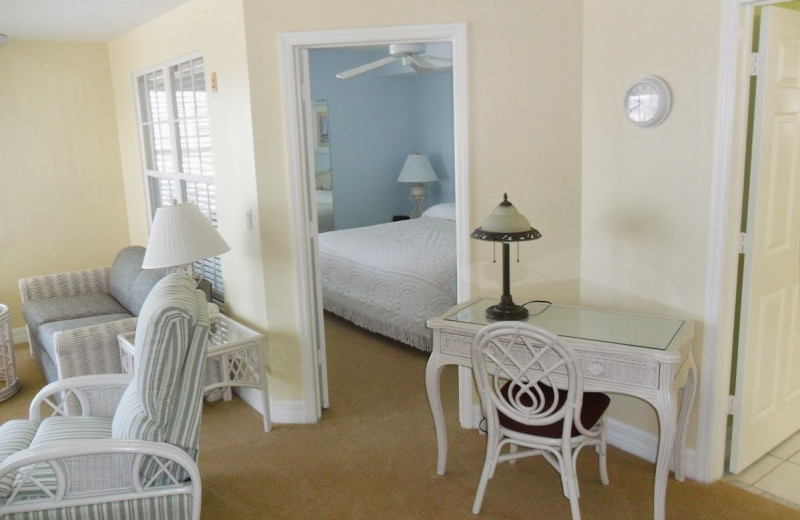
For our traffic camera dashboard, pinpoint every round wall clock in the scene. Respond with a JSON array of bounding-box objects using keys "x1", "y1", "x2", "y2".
[{"x1": 623, "y1": 76, "x2": 672, "y2": 128}]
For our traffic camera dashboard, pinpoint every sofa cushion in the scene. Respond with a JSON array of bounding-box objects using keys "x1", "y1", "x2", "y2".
[
  {"x1": 109, "y1": 246, "x2": 166, "y2": 317},
  {"x1": 22, "y1": 293, "x2": 129, "y2": 333},
  {"x1": 37, "y1": 313, "x2": 134, "y2": 367}
]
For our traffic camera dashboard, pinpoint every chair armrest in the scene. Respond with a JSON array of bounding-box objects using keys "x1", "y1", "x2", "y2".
[
  {"x1": 29, "y1": 374, "x2": 133, "y2": 421},
  {"x1": 0, "y1": 439, "x2": 200, "y2": 513},
  {"x1": 19, "y1": 267, "x2": 111, "y2": 302},
  {"x1": 52, "y1": 317, "x2": 137, "y2": 381}
]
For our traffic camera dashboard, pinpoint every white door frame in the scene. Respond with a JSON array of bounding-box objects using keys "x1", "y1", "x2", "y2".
[
  {"x1": 699, "y1": 0, "x2": 784, "y2": 482},
  {"x1": 278, "y1": 23, "x2": 470, "y2": 422}
]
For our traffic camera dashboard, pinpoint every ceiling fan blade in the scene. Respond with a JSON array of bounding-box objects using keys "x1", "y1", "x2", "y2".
[
  {"x1": 406, "y1": 55, "x2": 437, "y2": 72},
  {"x1": 421, "y1": 54, "x2": 453, "y2": 63},
  {"x1": 335, "y1": 56, "x2": 398, "y2": 79}
]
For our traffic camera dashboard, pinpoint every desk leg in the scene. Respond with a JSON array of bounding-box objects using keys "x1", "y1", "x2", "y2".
[
  {"x1": 653, "y1": 389, "x2": 678, "y2": 520},
  {"x1": 425, "y1": 356, "x2": 448, "y2": 475},
  {"x1": 673, "y1": 357, "x2": 697, "y2": 482}
]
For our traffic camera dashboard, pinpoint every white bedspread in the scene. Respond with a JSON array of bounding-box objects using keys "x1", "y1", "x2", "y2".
[{"x1": 319, "y1": 216, "x2": 456, "y2": 352}]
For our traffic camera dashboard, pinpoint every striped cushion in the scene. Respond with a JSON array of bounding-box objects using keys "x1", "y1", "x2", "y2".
[
  {"x1": 0, "y1": 494, "x2": 193, "y2": 520},
  {"x1": 111, "y1": 274, "x2": 209, "y2": 480},
  {"x1": 0, "y1": 421, "x2": 38, "y2": 498}
]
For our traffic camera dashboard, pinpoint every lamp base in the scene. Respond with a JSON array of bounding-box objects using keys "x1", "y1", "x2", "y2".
[{"x1": 484, "y1": 301, "x2": 529, "y2": 321}]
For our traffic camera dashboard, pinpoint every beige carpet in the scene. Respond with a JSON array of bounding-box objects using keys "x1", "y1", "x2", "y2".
[{"x1": 3, "y1": 317, "x2": 800, "y2": 520}]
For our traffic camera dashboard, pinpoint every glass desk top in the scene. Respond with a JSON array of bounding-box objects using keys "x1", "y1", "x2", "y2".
[{"x1": 445, "y1": 298, "x2": 684, "y2": 351}]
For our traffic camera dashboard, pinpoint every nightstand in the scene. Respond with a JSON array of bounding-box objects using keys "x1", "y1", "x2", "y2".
[
  {"x1": 118, "y1": 312, "x2": 271, "y2": 431},
  {"x1": 392, "y1": 215, "x2": 410, "y2": 221}
]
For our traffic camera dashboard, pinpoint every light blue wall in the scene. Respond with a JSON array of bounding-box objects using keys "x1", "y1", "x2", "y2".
[{"x1": 309, "y1": 48, "x2": 454, "y2": 230}]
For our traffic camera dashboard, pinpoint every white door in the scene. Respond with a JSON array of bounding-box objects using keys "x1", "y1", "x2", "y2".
[{"x1": 730, "y1": 4, "x2": 800, "y2": 473}]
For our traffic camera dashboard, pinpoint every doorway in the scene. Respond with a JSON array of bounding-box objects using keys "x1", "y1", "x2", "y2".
[
  {"x1": 279, "y1": 24, "x2": 470, "y2": 421},
  {"x1": 727, "y1": 1, "x2": 800, "y2": 474}
]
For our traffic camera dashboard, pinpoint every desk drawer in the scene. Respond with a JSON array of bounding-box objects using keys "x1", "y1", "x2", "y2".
[
  {"x1": 440, "y1": 332, "x2": 473, "y2": 358},
  {"x1": 440, "y1": 332, "x2": 661, "y2": 390},
  {"x1": 580, "y1": 353, "x2": 660, "y2": 390}
]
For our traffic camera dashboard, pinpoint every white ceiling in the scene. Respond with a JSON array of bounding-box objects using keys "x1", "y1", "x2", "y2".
[{"x1": 0, "y1": 0, "x2": 194, "y2": 42}]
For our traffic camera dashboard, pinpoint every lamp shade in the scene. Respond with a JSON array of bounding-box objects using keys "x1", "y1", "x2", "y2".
[
  {"x1": 470, "y1": 193, "x2": 541, "y2": 242},
  {"x1": 396, "y1": 154, "x2": 438, "y2": 183},
  {"x1": 142, "y1": 202, "x2": 230, "y2": 269}
]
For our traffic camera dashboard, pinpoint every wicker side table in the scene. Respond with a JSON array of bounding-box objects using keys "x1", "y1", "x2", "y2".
[
  {"x1": 118, "y1": 313, "x2": 271, "y2": 432},
  {"x1": 0, "y1": 304, "x2": 20, "y2": 402}
]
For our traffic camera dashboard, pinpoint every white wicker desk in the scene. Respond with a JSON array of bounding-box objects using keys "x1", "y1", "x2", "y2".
[
  {"x1": 0, "y1": 304, "x2": 19, "y2": 402},
  {"x1": 426, "y1": 298, "x2": 696, "y2": 520},
  {"x1": 119, "y1": 313, "x2": 271, "y2": 432}
]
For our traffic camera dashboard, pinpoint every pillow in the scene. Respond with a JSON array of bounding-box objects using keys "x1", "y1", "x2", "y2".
[{"x1": 421, "y1": 202, "x2": 456, "y2": 221}]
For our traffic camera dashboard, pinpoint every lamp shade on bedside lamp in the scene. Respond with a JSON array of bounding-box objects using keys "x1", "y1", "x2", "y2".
[
  {"x1": 471, "y1": 193, "x2": 541, "y2": 321},
  {"x1": 397, "y1": 154, "x2": 438, "y2": 218},
  {"x1": 142, "y1": 202, "x2": 230, "y2": 274}
]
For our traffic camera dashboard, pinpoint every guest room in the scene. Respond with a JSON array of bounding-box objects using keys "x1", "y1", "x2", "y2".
[{"x1": 308, "y1": 44, "x2": 458, "y2": 352}]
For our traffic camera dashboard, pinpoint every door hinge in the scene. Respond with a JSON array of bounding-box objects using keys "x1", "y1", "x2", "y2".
[
  {"x1": 739, "y1": 232, "x2": 747, "y2": 254},
  {"x1": 728, "y1": 394, "x2": 738, "y2": 415},
  {"x1": 751, "y1": 52, "x2": 759, "y2": 76}
]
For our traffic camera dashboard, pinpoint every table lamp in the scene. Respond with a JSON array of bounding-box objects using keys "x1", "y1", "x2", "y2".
[
  {"x1": 397, "y1": 154, "x2": 438, "y2": 218},
  {"x1": 470, "y1": 193, "x2": 541, "y2": 321},
  {"x1": 142, "y1": 202, "x2": 230, "y2": 276}
]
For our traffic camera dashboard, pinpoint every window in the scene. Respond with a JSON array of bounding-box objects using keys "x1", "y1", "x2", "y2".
[{"x1": 134, "y1": 54, "x2": 224, "y2": 301}]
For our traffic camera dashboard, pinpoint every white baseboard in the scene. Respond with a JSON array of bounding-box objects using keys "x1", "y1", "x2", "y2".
[
  {"x1": 234, "y1": 387, "x2": 309, "y2": 425},
  {"x1": 12, "y1": 327, "x2": 27, "y2": 345},
  {"x1": 470, "y1": 404, "x2": 697, "y2": 480}
]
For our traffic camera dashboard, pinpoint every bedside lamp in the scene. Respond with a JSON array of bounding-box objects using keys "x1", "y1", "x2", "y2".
[
  {"x1": 471, "y1": 193, "x2": 541, "y2": 321},
  {"x1": 397, "y1": 154, "x2": 438, "y2": 218},
  {"x1": 142, "y1": 202, "x2": 230, "y2": 276}
]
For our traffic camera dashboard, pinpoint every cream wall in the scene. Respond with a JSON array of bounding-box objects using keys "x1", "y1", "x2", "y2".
[
  {"x1": 0, "y1": 41, "x2": 130, "y2": 329},
  {"x1": 241, "y1": 0, "x2": 584, "y2": 405},
  {"x1": 106, "y1": 0, "x2": 273, "y2": 389},
  {"x1": 582, "y1": 0, "x2": 721, "y2": 445}
]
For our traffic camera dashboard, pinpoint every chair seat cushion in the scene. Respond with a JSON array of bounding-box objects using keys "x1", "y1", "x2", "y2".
[
  {"x1": 31, "y1": 416, "x2": 113, "y2": 446},
  {"x1": 498, "y1": 381, "x2": 610, "y2": 438},
  {"x1": 22, "y1": 293, "x2": 130, "y2": 332},
  {"x1": 0, "y1": 420, "x2": 39, "y2": 498}
]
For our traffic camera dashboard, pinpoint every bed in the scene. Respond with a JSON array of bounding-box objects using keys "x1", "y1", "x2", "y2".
[{"x1": 319, "y1": 203, "x2": 457, "y2": 352}]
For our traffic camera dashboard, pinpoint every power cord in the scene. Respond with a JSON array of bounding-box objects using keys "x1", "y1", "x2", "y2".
[{"x1": 521, "y1": 300, "x2": 552, "y2": 316}]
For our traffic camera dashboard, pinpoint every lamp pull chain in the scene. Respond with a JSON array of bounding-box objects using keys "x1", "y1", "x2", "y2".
[
  {"x1": 492, "y1": 243, "x2": 496, "y2": 263},
  {"x1": 516, "y1": 242, "x2": 520, "y2": 262}
]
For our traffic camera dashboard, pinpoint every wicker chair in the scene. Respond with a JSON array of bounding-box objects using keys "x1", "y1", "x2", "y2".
[
  {"x1": 471, "y1": 322, "x2": 611, "y2": 520},
  {"x1": 0, "y1": 274, "x2": 209, "y2": 520}
]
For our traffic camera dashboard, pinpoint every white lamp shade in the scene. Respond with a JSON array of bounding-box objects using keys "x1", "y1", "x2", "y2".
[
  {"x1": 142, "y1": 202, "x2": 230, "y2": 269},
  {"x1": 396, "y1": 154, "x2": 438, "y2": 183}
]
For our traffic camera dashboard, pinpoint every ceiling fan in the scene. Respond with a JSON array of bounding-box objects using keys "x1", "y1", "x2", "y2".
[{"x1": 335, "y1": 43, "x2": 452, "y2": 80}]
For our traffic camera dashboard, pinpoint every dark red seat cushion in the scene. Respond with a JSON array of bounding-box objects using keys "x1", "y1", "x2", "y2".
[{"x1": 497, "y1": 381, "x2": 610, "y2": 438}]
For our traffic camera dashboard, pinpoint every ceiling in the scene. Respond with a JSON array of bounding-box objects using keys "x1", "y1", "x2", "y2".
[{"x1": 0, "y1": 0, "x2": 194, "y2": 42}]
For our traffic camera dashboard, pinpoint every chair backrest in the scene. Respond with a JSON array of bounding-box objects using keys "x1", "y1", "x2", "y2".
[
  {"x1": 111, "y1": 274, "x2": 210, "y2": 465},
  {"x1": 472, "y1": 321, "x2": 584, "y2": 438}
]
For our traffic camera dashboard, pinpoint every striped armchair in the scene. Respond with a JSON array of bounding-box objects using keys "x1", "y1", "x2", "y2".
[{"x1": 0, "y1": 274, "x2": 209, "y2": 520}]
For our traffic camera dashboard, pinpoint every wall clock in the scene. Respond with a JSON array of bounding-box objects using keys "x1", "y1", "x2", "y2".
[{"x1": 623, "y1": 76, "x2": 672, "y2": 128}]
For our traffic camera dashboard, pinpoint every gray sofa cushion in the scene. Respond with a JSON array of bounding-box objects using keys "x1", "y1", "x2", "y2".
[
  {"x1": 22, "y1": 293, "x2": 129, "y2": 333},
  {"x1": 109, "y1": 246, "x2": 166, "y2": 317},
  {"x1": 37, "y1": 313, "x2": 134, "y2": 366}
]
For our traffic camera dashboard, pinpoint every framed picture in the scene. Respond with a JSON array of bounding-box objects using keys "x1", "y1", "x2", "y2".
[{"x1": 312, "y1": 100, "x2": 329, "y2": 150}]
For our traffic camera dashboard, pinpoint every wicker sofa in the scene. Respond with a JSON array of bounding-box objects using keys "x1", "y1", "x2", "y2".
[{"x1": 18, "y1": 246, "x2": 167, "y2": 384}]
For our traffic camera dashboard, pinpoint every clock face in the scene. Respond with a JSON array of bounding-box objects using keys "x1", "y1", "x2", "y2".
[{"x1": 624, "y1": 76, "x2": 671, "y2": 127}]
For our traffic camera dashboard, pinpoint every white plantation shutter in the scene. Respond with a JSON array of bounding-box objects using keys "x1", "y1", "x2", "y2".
[{"x1": 135, "y1": 54, "x2": 224, "y2": 302}]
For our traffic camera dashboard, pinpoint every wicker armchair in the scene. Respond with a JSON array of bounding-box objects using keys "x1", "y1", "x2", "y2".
[
  {"x1": 0, "y1": 274, "x2": 209, "y2": 520},
  {"x1": 19, "y1": 247, "x2": 166, "y2": 384}
]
